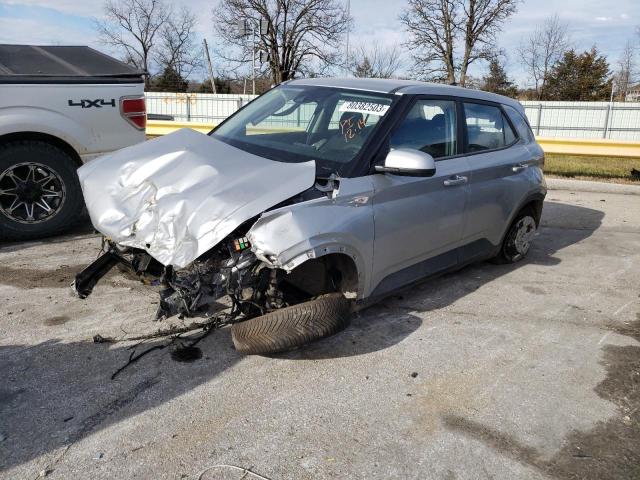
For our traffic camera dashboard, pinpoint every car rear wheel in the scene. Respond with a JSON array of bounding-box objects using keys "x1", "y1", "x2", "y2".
[
  {"x1": 231, "y1": 293, "x2": 352, "y2": 355},
  {"x1": 0, "y1": 140, "x2": 84, "y2": 241},
  {"x1": 493, "y1": 212, "x2": 537, "y2": 264}
]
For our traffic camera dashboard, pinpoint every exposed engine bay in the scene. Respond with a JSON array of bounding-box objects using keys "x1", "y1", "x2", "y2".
[
  {"x1": 143, "y1": 221, "x2": 291, "y2": 320},
  {"x1": 73, "y1": 209, "x2": 348, "y2": 323}
]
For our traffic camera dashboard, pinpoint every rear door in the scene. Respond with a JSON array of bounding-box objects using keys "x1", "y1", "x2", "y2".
[
  {"x1": 370, "y1": 97, "x2": 470, "y2": 296},
  {"x1": 460, "y1": 101, "x2": 535, "y2": 258}
]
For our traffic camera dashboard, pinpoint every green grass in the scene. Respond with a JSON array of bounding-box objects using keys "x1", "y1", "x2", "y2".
[{"x1": 544, "y1": 154, "x2": 640, "y2": 183}]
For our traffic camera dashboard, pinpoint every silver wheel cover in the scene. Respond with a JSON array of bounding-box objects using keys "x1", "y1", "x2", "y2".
[{"x1": 513, "y1": 216, "x2": 536, "y2": 256}]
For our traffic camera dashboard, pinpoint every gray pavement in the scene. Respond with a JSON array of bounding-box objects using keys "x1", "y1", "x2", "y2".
[{"x1": 0, "y1": 189, "x2": 639, "y2": 480}]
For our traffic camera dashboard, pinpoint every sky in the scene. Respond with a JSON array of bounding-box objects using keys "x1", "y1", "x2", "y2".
[{"x1": 0, "y1": 0, "x2": 638, "y2": 87}]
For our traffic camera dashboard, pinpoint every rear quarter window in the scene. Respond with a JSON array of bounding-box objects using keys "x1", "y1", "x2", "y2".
[
  {"x1": 463, "y1": 102, "x2": 516, "y2": 152},
  {"x1": 503, "y1": 105, "x2": 536, "y2": 143}
]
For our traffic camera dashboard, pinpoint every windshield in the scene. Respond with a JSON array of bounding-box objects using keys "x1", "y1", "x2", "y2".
[{"x1": 212, "y1": 85, "x2": 396, "y2": 177}]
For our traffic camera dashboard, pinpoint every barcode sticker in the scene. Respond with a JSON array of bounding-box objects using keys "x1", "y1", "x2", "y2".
[{"x1": 339, "y1": 101, "x2": 390, "y2": 116}]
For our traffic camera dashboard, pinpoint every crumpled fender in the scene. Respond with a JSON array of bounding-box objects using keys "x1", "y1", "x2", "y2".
[{"x1": 247, "y1": 176, "x2": 375, "y2": 299}]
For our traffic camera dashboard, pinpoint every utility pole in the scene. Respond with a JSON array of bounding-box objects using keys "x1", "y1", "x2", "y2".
[
  {"x1": 252, "y1": 22, "x2": 256, "y2": 95},
  {"x1": 239, "y1": 17, "x2": 268, "y2": 95},
  {"x1": 604, "y1": 81, "x2": 616, "y2": 139},
  {"x1": 202, "y1": 38, "x2": 216, "y2": 94},
  {"x1": 345, "y1": 0, "x2": 350, "y2": 76}
]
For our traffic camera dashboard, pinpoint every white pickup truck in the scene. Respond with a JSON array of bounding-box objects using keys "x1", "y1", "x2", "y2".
[{"x1": 0, "y1": 44, "x2": 146, "y2": 240}]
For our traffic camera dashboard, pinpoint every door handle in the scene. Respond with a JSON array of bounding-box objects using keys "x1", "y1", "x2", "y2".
[
  {"x1": 512, "y1": 163, "x2": 529, "y2": 173},
  {"x1": 443, "y1": 175, "x2": 468, "y2": 187}
]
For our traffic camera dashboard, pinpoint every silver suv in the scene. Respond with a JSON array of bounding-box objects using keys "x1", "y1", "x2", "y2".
[{"x1": 74, "y1": 78, "x2": 546, "y2": 354}]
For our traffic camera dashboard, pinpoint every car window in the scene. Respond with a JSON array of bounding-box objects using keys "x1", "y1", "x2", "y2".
[
  {"x1": 212, "y1": 86, "x2": 396, "y2": 178},
  {"x1": 503, "y1": 105, "x2": 535, "y2": 143},
  {"x1": 250, "y1": 100, "x2": 318, "y2": 133},
  {"x1": 389, "y1": 99, "x2": 457, "y2": 158},
  {"x1": 464, "y1": 103, "x2": 517, "y2": 152}
]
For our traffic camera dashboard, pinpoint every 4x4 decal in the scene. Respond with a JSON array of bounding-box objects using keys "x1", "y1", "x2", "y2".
[{"x1": 68, "y1": 99, "x2": 116, "y2": 108}]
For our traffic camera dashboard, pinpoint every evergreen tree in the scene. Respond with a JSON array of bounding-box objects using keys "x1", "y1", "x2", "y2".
[
  {"x1": 545, "y1": 48, "x2": 612, "y2": 100},
  {"x1": 197, "y1": 78, "x2": 232, "y2": 94},
  {"x1": 150, "y1": 67, "x2": 188, "y2": 92},
  {"x1": 354, "y1": 57, "x2": 374, "y2": 78},
  {"x1": 481, "y1": 58, "x2": 519, "y2": 97}
]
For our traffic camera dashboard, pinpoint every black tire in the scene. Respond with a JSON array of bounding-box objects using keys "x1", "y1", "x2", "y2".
[
  {"x1": 231, "y1": 293, "x2": 352, "y2": 355},
  {"x1": 492, "y1": 212, "x2": 537, "y2": 264},
  {"x1": 0, "y1": 140, "x2": 84, "y2": 241}
]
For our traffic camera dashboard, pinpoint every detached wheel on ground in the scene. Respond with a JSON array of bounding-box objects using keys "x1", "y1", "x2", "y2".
[
  {"x1": 0, "y1": 140, "x2": 84, "y2": 241},
  {"x1": 231, "y1": 293, "x2": 352, "y2": 355},
  {"x1": 493, "y1": 212, "x2": 537, "y2": 264}
]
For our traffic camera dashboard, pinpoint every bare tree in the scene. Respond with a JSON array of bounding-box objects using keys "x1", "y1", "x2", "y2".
[
  {"x1": 351, "y1": 42, "x2": 402, "y2": 78},
  {"x1": 156, "y1": 6, "x2": 202, "y2": 80},
  {"x1": 613, "y1": 40, "x2": 637, "y2": 101},
  {"x1": 212, "y1": 0, "x2": 352, "y2": 84},
  {"x1": 400, "y1": 0, "x2": 519, "y2": 86},
  {"x1": 96, "y1": 0, "x2": 169, "y2": 86},
  {"x1": 458, "y1": 0, "x2": 519, "y2": 86},
  {"x1": 400, "y1": 0, "x2": 457, "y2": 83},
  {"x1": 518, "y1": 14, "x2": 570, "y2": 100}
]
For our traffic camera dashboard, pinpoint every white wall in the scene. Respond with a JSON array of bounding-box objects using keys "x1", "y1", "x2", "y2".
[
  {"x1": 520, "y1": 101, "x2": 640, "y2": 140},
  {"x1": 145, "y1": 93, "x2": 257, "y2": 123},
  {"x1": 145, "y1": 93, "x2": 640, "y2": 141}
]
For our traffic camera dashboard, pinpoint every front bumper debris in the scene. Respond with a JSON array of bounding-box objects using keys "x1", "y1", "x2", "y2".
[{"x1": 72, "y1": 251, "x2": 122, "y2": 299}]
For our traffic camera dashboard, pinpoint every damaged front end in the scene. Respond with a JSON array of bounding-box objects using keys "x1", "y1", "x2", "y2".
[
  {"x1": 73, "y1": 224, "x2": 291, "y2": 320},
  {"x1": 72, "y1": 125, "x2": 363, "y2": 349},
  {"x1": 72, "y1": 127, "x2": 321, "y2": 321}
]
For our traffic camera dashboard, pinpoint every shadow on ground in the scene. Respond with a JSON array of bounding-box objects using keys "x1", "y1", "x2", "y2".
[
  {"x1": 0, "y1": 201, "x2": 606, "y2": 473},
  {"x1": 0, "y1": 218, "x2": 94, "y2": 254},
  {"x1": 284, "y1": 201, "x2": 604, "y2": 360}
]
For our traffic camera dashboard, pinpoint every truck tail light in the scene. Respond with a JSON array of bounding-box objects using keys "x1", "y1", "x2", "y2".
[{"x1": 120, "y1": 96, "x2": 146, "y2": 130}]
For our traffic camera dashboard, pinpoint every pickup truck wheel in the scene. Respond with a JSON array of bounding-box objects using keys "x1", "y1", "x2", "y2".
[
  {"x1": 0, "y1": 141, "x2": 83, "y2": 241},
  {"x1": 231, "y1": 293, "x2": 352, "y2": 355},
  {"x1": 493, "y1": 213, "x2": 537, "y2": 264}
]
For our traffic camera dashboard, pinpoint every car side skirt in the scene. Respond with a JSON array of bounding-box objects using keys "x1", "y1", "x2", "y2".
[{"x1": 367, "y1": 238, "x2": 497, "y2": 301}]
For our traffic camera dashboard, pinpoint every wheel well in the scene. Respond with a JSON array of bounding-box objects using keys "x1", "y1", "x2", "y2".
[
  {"x1": 0, "y1": 132, "x2": 82, "y2": 167},
  {"x1": 282, "y1": 253, "x2": 359, "y2": 298},
  {"x1": 519, "y1": 197, "x2": 544, "y2": 227}
]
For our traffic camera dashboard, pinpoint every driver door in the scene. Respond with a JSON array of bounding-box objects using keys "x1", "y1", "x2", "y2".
[{"x1": 369, "y1": 98, "x2": 470, "y2": 296}]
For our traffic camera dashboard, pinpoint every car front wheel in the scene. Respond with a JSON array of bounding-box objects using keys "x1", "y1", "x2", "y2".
[{"x1": 231, "y1": 293, "x2": 352, "y2": 355}]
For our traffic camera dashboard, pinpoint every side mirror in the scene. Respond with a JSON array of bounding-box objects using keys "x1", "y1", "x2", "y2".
[{"x1": 375, "y1": 148, "x2": 436, "y2": 177}]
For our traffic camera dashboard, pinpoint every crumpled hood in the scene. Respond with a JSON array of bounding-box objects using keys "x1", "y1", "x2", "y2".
[{"x1": 78, "y1": 128, "x2": 316, "y2": 268}]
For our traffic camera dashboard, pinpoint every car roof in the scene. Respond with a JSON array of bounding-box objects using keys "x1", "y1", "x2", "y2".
[{"x1": 286, "y1": 77, "x2": 524, "y2": 113}]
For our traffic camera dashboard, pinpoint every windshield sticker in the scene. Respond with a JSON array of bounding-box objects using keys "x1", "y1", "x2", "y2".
[
  {"x1": 339, "y1": 101, "x2": 390, "y2": 116},
  {"x1": 340, "y1": 114, "x2": 367, "y2": 142}
]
